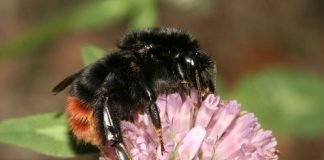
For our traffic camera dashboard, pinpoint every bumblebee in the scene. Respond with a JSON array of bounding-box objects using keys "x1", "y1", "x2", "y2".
[{"x1": 53, "y1": 27, "x2": 215, "y2": 160}]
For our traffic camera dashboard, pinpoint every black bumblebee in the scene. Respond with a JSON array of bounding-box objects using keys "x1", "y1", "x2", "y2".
[{"x1": 53, "y1": 27, "x2": 215, "y2": 160}]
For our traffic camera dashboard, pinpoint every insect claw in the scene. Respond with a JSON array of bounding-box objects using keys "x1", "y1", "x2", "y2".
[
  {"x1": 187, "y1": 87, "x2": 191, "y2": 97},
  {"x1": 184, "y1": 86, "x2": 191, "y2": 97},
  {"x1": 114, "y1": 143, "x2": 131, "y2": 160},
  {"x1": 180, "y1": 80, "x2": 190, "y2": 96}
]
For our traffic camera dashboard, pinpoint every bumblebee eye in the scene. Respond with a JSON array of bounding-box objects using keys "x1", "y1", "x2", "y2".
[{"x1": 184, "y1": 57, "x2": 195, "y2": 67}]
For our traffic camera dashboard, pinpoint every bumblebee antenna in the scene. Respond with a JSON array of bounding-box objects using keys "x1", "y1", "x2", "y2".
[{"x1": 195, "y1": 70, "x2": 202, "y2": 104}]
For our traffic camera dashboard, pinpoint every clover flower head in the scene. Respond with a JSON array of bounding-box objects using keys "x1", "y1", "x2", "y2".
[{"x1": 101, "y1": 90, "x2": 278, "y2": 160}]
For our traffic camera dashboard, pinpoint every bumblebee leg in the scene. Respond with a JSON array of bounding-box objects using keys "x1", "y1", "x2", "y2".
[
  {"x1": 102, "y1": 98, "x2": 130, "y2": 160},
  {"x1": 200, "y1": 70, "x2": 215, "y2": 97},
  {"x1": 195, "y1": 70, "x2": 202, "y2": 104},
  {"x1": 176, "y1": 64, "x2": 190, "y2": 95},
  {"x1": 148, "y1": 103, "x2": 165, "y2": 152},
  {"x1": 113, "y1": 143, "x2": 129, "y2": 160},
  {"x1": 142, "y1": 86, "x2": 165, "y2": 152}
]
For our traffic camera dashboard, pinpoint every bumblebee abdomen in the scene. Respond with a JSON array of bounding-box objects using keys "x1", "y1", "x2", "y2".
[{"x1": 67, "y1": 96, "x2": 103, "y2": 146}]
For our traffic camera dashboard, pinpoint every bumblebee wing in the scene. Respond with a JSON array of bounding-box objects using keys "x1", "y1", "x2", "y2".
[{"x1": 52, "y1": 70, "x2": 82, "y2": 94}]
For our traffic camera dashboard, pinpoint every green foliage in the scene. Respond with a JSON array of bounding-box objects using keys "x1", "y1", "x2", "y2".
[
  {"x1": 0, "y1": 0, "x2": 157, "y2": 59},
  {"x1": 81, "y1": 45, "x2": 105, "y2": 66},
  {"x1": 0, "y1": 16, "x2": 68, "y2": 59},
  {"x1": 0, "y1": 113, "x2": 96, "y2": 157},
  {"x1": 0, "y1": 45, "x2": 106, "y2": 157},
  {"x1": 70, "y1": 0, "x2": 133, "y2": 30},
  {"x1": 161, "y1": 0, "x2": 213, "y2": 11},
  {"x1": 129, "y1": 0, "x2": 157, "y2": 29},
  {"x1": 232, "y1": 68, "x2": 324, "y2": 138},
  {"x1": 0, "y1": 45, "x2": 105, "y2": 157}
]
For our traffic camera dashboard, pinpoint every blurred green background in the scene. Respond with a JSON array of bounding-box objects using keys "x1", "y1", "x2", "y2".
[{"x1": 0, "y1": 0, "x2": 324, "y2": 159}]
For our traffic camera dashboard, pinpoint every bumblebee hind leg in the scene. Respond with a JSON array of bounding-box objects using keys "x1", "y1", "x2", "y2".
[
  {"x1": 67, "y1": 96, "x2": 130, "y2": 160},
  {"x1": 101, "y1": 97, "x2": 130, "y2": 160}
]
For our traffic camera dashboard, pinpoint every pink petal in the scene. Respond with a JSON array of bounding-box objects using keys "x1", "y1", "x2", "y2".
[
  {"x1": 252, "y1": 130, "x2": 274, "y2": 147},
  {"x1": 115, "y1": 93, "x2": 278, "y2": 160},
  {"x1": 201, "y1": 139, "x2": 215, "y2": 159},
  {"x1": 166, "y1": 93, "x2": 183, "y2": 122},
  {"x1": 172, "y1": 97, "x2": 193, "y2": 133},
  {"x1": 156, "y1": 94, "x2": 167, "y2": 119},
  {"x1": 177, "y1": 126, "x2": 206, "y2": 159},
  {"x1": 189, "y1": 89, "x2": 199, "y2": 103},
  {"x1": 195, "y1": 94, "x2": 219, "y2": 128},
  {"x1": 173, "y1": 131, "x2": 188, "y2": 143},
  {"x1": 207, "y1": 100, "x2": 240, "y2": 141},
  {"x1": 215, "y1": 113, "x2": 271, "y2": 159},
  {"x1": 215, "y1": 114, "x2": 257, "y2": 159}
]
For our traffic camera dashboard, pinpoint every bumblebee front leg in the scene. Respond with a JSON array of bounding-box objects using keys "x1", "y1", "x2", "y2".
[
  {"x1": 143, "y1": 85, "x2": 165, "y2": 152},
  {"x1": 102, "y1": 98, "x2": 130, "y2": 160},
  {"x1": 199, "y1": 70, "x2": 215, "y2": 97},
  {"x1": 176, "y1": 63, "x2": 191, "y2": 95}
]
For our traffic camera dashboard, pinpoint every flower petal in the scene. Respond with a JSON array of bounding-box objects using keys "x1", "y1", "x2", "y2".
[
  {"x1": 156, "y1": 94, "x2": 167, "y2": 119},
  {"x1": 195, "y1": 94, "x2": 219, "y2": 128},
  {"x1": 113, "y1": 93, "x2": 278, "y2": 160},
  {"x1": 172, "y1": 97, "x2": 193, "y2": 133},
  {"x1": 201, "y1": 139, "x2": 215, "y2": 159},
  {"x1": 166, "y1": 93, "x2": 183, "y2": 122},
  {"x1": 189, "y1": 89, "x2": 199, "y2": 103},
  {"x1": 215, "y1": 113, "x2": 257, "y2": 159},
  {"x1": 207, "y1": 100, "x2": 240, "y2": 141},
  {"x1": 177, "y1": 126, "x2": 206, "y2": 160}
]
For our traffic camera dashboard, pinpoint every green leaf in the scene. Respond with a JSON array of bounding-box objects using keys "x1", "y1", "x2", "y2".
[
  {"x1": 0, "y1": 13, "x2": 70, "y2": 59},
  {"x1": 129, "y1": 0, "x2": 157, "y2": 29},
  {"x1": 71, "y1": 0, "x2": 132, "y2": 30},
  {"x1": 0, "y1": 113, "x2": 97, "y2": 157},
  {"x1": 81, "y1": 45, "x2": 105, "y2": 66},
  {"x1": 232, "y1": 68, "x2": 324, "y2": 138},
  {"x1": 0, "y1": 0, "x2": 159, "y2": 59},
  {"x1": 161, "y1": 0, "x2": 213, "y2": 11}
]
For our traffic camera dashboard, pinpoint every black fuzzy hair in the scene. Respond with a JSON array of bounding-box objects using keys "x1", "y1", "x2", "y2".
[{"x1": 118, "y1": 27, "x2": 199, "y2": 51}]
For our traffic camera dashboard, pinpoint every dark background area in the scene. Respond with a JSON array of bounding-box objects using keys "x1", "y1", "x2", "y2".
[{"x1": 0, "y1": 0, "x2": 324, "y2": 159}]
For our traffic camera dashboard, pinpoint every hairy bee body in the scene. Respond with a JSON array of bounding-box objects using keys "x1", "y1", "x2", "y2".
[{"x1": 53, "y1": 27, "x2": 215, "y2": 159}]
